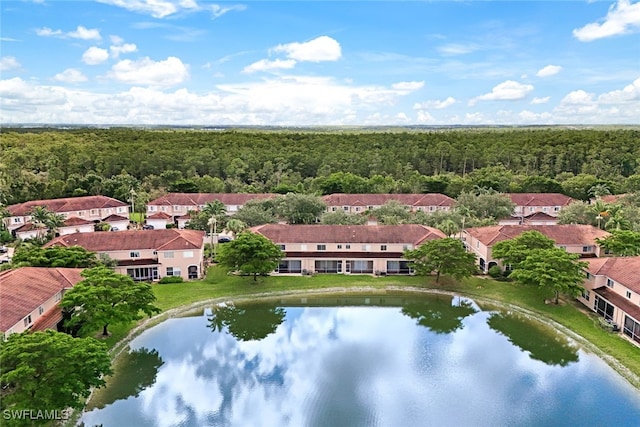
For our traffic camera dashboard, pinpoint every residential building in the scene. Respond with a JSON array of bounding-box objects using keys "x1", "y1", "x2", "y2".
[
  {"x1": 580, "y1": 257, "x2": 640, "y2": 346},
  {"x1": 506, "y1": 193, "x2": 573, "y2": 218},
  {"x1": 463, "y1": 224, "x2": 610, "y2": 273},
  {"x1": 45, "y1": 229, "x2": 206, "y2": 281},
  {"x1": 146, "y1": 193, "x2": 276, "y2": 224},
  {"x1": 4, "y1": 195, "x2": 130, "y2": 232},
  {"x1": 252, "y1": 223, "x2": 446, "y2": 275},
  {"x1": 13, "y1": 216, "x2": 96, "y2": 240},
  {"x1": 0, "y1": 267, "x2": 83, "y2": 339},
  {"x1": 498, "y1": 212, "x2": 559, "y2": 226},
  {"x1": 321, "y1": 193, "x2": 455, "y2": 214}
]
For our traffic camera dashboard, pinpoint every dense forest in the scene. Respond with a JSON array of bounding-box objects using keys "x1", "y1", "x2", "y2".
[{"x1": 1, "y1": 127, "x2": 639, "y2": 207}]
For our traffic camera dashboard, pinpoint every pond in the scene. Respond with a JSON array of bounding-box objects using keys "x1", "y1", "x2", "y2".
[{"x1": 81, "y1": 293, "x2": 640, "y2": 427}]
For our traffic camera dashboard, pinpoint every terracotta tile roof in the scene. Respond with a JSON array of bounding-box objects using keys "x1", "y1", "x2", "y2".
[
  {"x1": 586, "y1": 256, "x2": 640, "y2": 293},
  {"x1": 13, "y1": 222, "x2": 41, "y2": 232},
  {"x1": 63, "y1": 217, "x2": 94, "y2": 226},
  {"x1": 102, "y1": 214, "x2": 129, "y2": 222},
  {"x1": 0, "y1": 267, "x2": 83, "y2": 332},
  {"x1": 45, "y1": 229, "x2": 205, "y2": 252},
  {"x1": 321, "y1": 193, "x2": 455, "y2": 207},
  {"x1": 147, "y1": 212, "x2": 172, "y2": 220},
  {"x1": 7, "y1": 195, "x2": 128, "y2": 216},
  {"x1": 507, "y1": 193, "x2": 573, "y2": 207},
  {"x1": 523, "y1": 212, "x2": 558, "y2": 220},
  {"x1": 465, "y1": 224, "x2": 610, "y2": 246},
  {"x1": 252, "y1": 224, "x2": 446, "y2": 245},
  {"x1": 147, "y1": 193, "x2": 276, "y2": 206},
  {"x1": 31, "y1": 306, "x2": 63, "y2": 332}
]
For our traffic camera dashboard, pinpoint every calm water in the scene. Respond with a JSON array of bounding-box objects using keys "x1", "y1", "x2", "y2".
[{"x1": 81, "y1": 294, "x2": 640, "y2": 427}]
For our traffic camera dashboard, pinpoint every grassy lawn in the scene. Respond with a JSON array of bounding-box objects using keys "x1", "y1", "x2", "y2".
[{"x1": 105, "y1": 266, "x2": 640, "y2": 387}]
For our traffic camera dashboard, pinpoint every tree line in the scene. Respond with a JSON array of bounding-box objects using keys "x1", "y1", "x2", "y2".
[{"x1": 1, "y1": 127, "x2": 639, "y2": 206}]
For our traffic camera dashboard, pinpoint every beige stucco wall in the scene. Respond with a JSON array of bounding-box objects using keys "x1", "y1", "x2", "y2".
[{"x1": 3, "y1": 291, "x2": 63, "y2": 339}]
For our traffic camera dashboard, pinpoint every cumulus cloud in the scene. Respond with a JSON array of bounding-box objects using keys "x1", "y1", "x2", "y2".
[
  {"x1": 110, "y1": 43, "x2": 137, "y2": 58},
  {"x1": 273, "y1": 36, "x2": 342, "y2": 62},
  {"x1": 530, "y1": 96, "x2": 550, "y2": 105},
  {"x1": 82, "y1": 47, "x2": 109, "y2": 65},
  {"x1": 573, "y1": 0, "x2": 640, "y2": 41},
  {"x1": 53, "y1": 68, "x2": 88, "y2": 83},
  {"x1": 107, "y1": 56, "x2": 189, "y2": 86},
  {"x1": 36, "y1": 25, "x2": 101, "y2": 41},
  {"x1": 413, "y1": 97, "x2": 456, "y2": 110},
  {"x1": 0, "y1": 56, "x2": 20, "y2": 71},
  {"x1": 469, "y1": 80, "x2": 534, "y2": 105},
  {"x1": 415, "y1": 110, "x2": 436, "y2": 123},
  {"x1": 242, "y1": 59, "x2": 297, "y2": 74},
  {"x1": 598, "y1": 76, "x2": 640, "y2": 103},
  {"x1": 536, "y1": 65, "x2": 562, "y2": 77},
  {"x1": 97, "y1": 0, "x2": 244, "y2": 19},
  {"x1": 391, "y1": 81, "x2": 424, "y2": 92}
]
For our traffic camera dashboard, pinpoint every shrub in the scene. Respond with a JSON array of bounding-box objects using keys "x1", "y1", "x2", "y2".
[
  {"x1": 488, "y1": 265, "x2": 503, "y2": 279},
  {"x1": 158, "y1": 276, "x2": 184, "y2": 284}
]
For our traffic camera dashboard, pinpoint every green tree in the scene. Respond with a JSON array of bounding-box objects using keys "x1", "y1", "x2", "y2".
[
  {"x1": 436, "y1": 219, "x2": 459, "y2": 237},
  {"x1": 225, "y1": 218, "x2": 247, "y2": 237},
  {"x1": 233, "y1": 202, "x2": 277, "y2": 227},
  {"x1": 28, "y1": 206, "x2": 64, "y2": 240},
  {"x1": 273, "y1": 193, "x2": 326, "y2": 224},
  {"x1": 216, "y1": 231, "x2": 283, "y2": 281},
  {"x1": 491, "y1": 230, "x2": 555, "y2": 268},
  {"x1": 11, "y1": 246, "x2": 100, "y2": 268},
  {"x1": 595, "y1": 230, "x2": 640, "y2": 256},
  {"x1": 557, "y1": 201, "x2": 596, "y2": 225},
  {"x1": 404, "y1": 237, "x2": 477, "y2": 283},
  {"x1": 370, "y1": 200, "x2": 411, "y2": 224},
  {"x1": 509, "y1": 248, "x2": 587, "y2": 304},
  {"x1": 320, "y1": 210, "x2": 367, "y2": 225},
  {"x1": 208, "y1": 303, "x2": 286, "y2": 341},
  {"x1": 401, "y1": 296, "x2": 477, "y2": 334},
  {"x1": 60, "y1": 266, "x2": 160, "y2": 336},
  {"x1": 0, "y1": 330, "x2": 112, "y2": 420},
  {"x1": 455, "y1": 190, "x2": 515, "y2": 221}
]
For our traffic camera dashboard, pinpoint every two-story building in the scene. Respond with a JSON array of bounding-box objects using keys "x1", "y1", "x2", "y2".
[
  {"x1": 0, "y1": 267, "x2": 84, "y2": 339},
  {"x1": 506, "y1": 193, "x2": 573, "y2": 218},
  {"x1": 45, "y1": 229, "x2": 206, "y2": 281},
  {"x1": 463, "y1": 224, "x2": 610, "y2": 273},
  {"x1": 146, "y1": 193, "x2": 276, "y2": 225},
  {"x1": 252, "y1": 223, "x2": 446, "y2": 275},
  {"x1": 579, "y1": 256, "x2": 640, "y2": 346},
  {"x1": 4, "y1": 195, "x2": 130, "y2": 232},
  {"x1": 321, "y1": 193, "x2": 455, "y2": 215}
]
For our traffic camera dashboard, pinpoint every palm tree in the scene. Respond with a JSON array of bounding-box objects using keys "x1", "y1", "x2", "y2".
[
  {"x1": 29, "y1": 206, "x2": 54, "y2": 238},
  {"x1": 604, "y1": 205, "x2": 630, "y2": 231},
  {"x1": 225, "y1": 218, "x2": 247, "y2": 238},
  {"x1": 437, "y1": 219, "x2": 459, "y2": 237},
  {"x1": 588, "y1": 184, "x2": 611, "y2": 199}
]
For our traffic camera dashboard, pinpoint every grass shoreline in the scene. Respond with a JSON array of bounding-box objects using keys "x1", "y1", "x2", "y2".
[{"x1": 101, "y1": 267, "x2": 640, "y2": 390}]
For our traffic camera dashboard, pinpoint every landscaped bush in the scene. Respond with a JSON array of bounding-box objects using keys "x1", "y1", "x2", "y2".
[
  {"x1": 488, "y1": 265, "x2": 503, "y2": 279},
  {"x1": 158, "y1": 276, "x2": 184, "y2": 284}
]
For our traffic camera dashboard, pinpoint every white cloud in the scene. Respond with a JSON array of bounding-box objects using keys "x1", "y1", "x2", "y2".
[
  {"x1": 560, "y1": 89, "x2": 595, "y2": 105},
  {"x1": 97, "y1": 0, "x2": 244, "y2": 19},
  {"x1": 107, "y1": 56, "x2": 189, "y2": 86},
  {"x1": 0, "y1": 56, "x2": 20, "y2": 71},
  {"x1": 242, "y1": 59, "x2": 297, "y2": 74},
  {"x1": 273, "y1": 36, "x2": 342, "y2": 62},
  {"x1": 413, "y1": 97, "x2": 456, "y2": 110},
  {"x1": 469, "y1": 80, "x2": 534, "y2": 105},
  {"x1": 110, "y1": 43, "x2": 137, "y2": 58},
  {"x1": 573, "y1": 0, "x2": 640, "y2": 41},
  {"x1": 415, "y1": 110, "x2": 436, "y2": 123},
  {"x1": 391, "y1": 81, "x2": 424, "y2": 93},
  {"x1": 82, "y1": 47, "x2": 109, "y2": 65},
  {"x1": 36, "y1": 25, "x2": 101, "y2": 41},
  {"x1": 437, "y1": 43, "x2": 479, "y2": 56},
  {"x1": 536, "y1": 65, "x2": 562, "y2": 78},
  {"x1": 53, "y1": 68, "x2": 88, "y2": 83},
  {"x1": 530, "y1": 96, "x2": 551, "y2": 105},
  {"x1": 598, "y1": 76, "x2": 640, "y2": 103}
]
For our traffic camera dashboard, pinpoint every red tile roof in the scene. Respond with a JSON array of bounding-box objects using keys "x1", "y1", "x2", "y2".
[
  {"x1": 147, "y1": 193, "x2": 276, "y2": 206},
  {"x1": 45, "y1": 229, "x2": 205, "y2": 252},
  {"x1": 507, "y1": 193, "x2": 573, "y2": 207},
  {"x1": 7, "y1": 195, "x2": 128, "y2": 216},
  {"x1": 322, "y1": 193, "x2": 455, "y2": 208},
  {"x1": 252, "y1": 224, "x2": 446, "y2": 245},
  {"x1": 62, "y1": 217, "x2": 95, "y2": 226},
  {"x1": 465, "y1": 224, "x2": 610, "y2": 246},
  {"x1": 31, "y1": 306, "x2": 64, "y2": 332},
  {"x1": 102, "y1": 214, "x2": 129, "y2": 222},
  {"x1": 147, "y1": 212, "x2": 172, "y2": 220},
  {"x1": 593, "y1": 287, "x2": 640, "y2": 323},
  {"x1": 586, "y1": 256, "x2": 640, "y2": 293},
  {"x1": 0, "y1": 267, "x2": 83, "y2": 332}
]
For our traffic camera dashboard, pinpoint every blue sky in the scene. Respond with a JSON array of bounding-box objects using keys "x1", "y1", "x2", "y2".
[{"x1": 1, "y1": 0, "x2": 639, "y2": 126}]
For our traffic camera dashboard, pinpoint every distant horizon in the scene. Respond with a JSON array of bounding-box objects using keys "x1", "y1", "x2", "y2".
[{"x1": 1, "y1": 1, "x2": 639, "y2": 126}]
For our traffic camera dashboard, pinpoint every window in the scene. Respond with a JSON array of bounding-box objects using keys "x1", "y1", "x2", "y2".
[
  {"x1": 130, "y1": 251, "x2": 141, "y2": 258},
  {"x1": 166, "y1": 267, "x2": 182, "y2": 277},
  {"x1": 173, "y1": 205, "x2": 181, "y2": 211},
  {"x1": 403, "y1": 244, "x2": 410, "y2": 251},
  {"x1": 554, "y1": 206, "x2": 560, "y2": 212},
  {"x1": 148, "y1": 206, "x2": 157, "y2": 212},
  {"x1": 13, "y1": 217, "x2": 22, "y2": 223},
  {"x1": 543, "y1": 207, "x2": 549, "y2": 212},
  {"x1": 331, "y1": 207, "x2": 337, "y2": 212},
  {"x1": 429, "y1": 206, "x2": 435, "y2": 212},
  {"x1": 585, "y1": 272, "x2": 591, "y2": 279},
  {"x1": 582, "y1": 290, "x2": 590, "y2": 301},
  {"x1": 164, "y1": 251, "x2": 174, "y2": 258},
  {"x1": 77, "y1": 211, "x2": 85, "y2": 216},
  {"x1": 529, "y1": 207, "x2": 535, "y2": 212},
  {"x1": 279, "y1": 245, "x2": 286, "y2": 250},
  {"x1": 337, "y1": 244, "x2": 342, "y2": 249},
  {"x1": 343, "y1": 206, "x2": 349, "y2": 211},
  {"x1": 381, "y1": 245, "x2": 387, "y2": 251},
  {"x1": 606, "y1": 278, "x2": 614, "y2": 288},
  {"x1": 161, "y1": 206, "x2": 167, "y2": 212},
  {"x1": 355, "y1": 207, "x2": 361, "y2": 212},
  {"x1": 583, "y1": 246, "x2": 593, "y2": 253},
  {"x1": 183, "y1": 251, "x2": 194, "y2": 258},
  {"x1": 55, "y1": 291, "x2": 61, "y2": 302},
  {"x1": 345, "y1": 244, "x2": 351, "y2": 249},
  {"x1": 317, "y1": 244, "x2": 326, "y2": 251},
  {"x1": 24, "y1": 315, "x2": 32, "y2": 327},
  {"x1": 476, "y1": 241, "x2": 480, "y2": 248},
  {"x1": 90, "y1": 209, "x2": 98, "y2": 216},
  {"x1": 362, "y1": 244, "x2": 371, "y2": 251},
  {"x1": 38, "y1": 306, "x2": 44, "y2": 315},
  {"x1": 117, "y1": 207, "x2": 126, "y2": 213},
  {"x1": 627, "y1": 291, "x2": 632, "y2": 299}
]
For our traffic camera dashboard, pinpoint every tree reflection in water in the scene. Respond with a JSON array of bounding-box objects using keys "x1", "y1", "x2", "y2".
[
  {"x1": 487, "y1": 311, "x2": 579, "y2": 366},
  {"x1": 401, "y1": 295, "x2": 477, "y2": 334},
  {"x1": 208, "y1": 303, "x2": 286, "y2": 342},
  {"x1": 86, "y1": 347, "x2": 164, "y2": 410}
]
